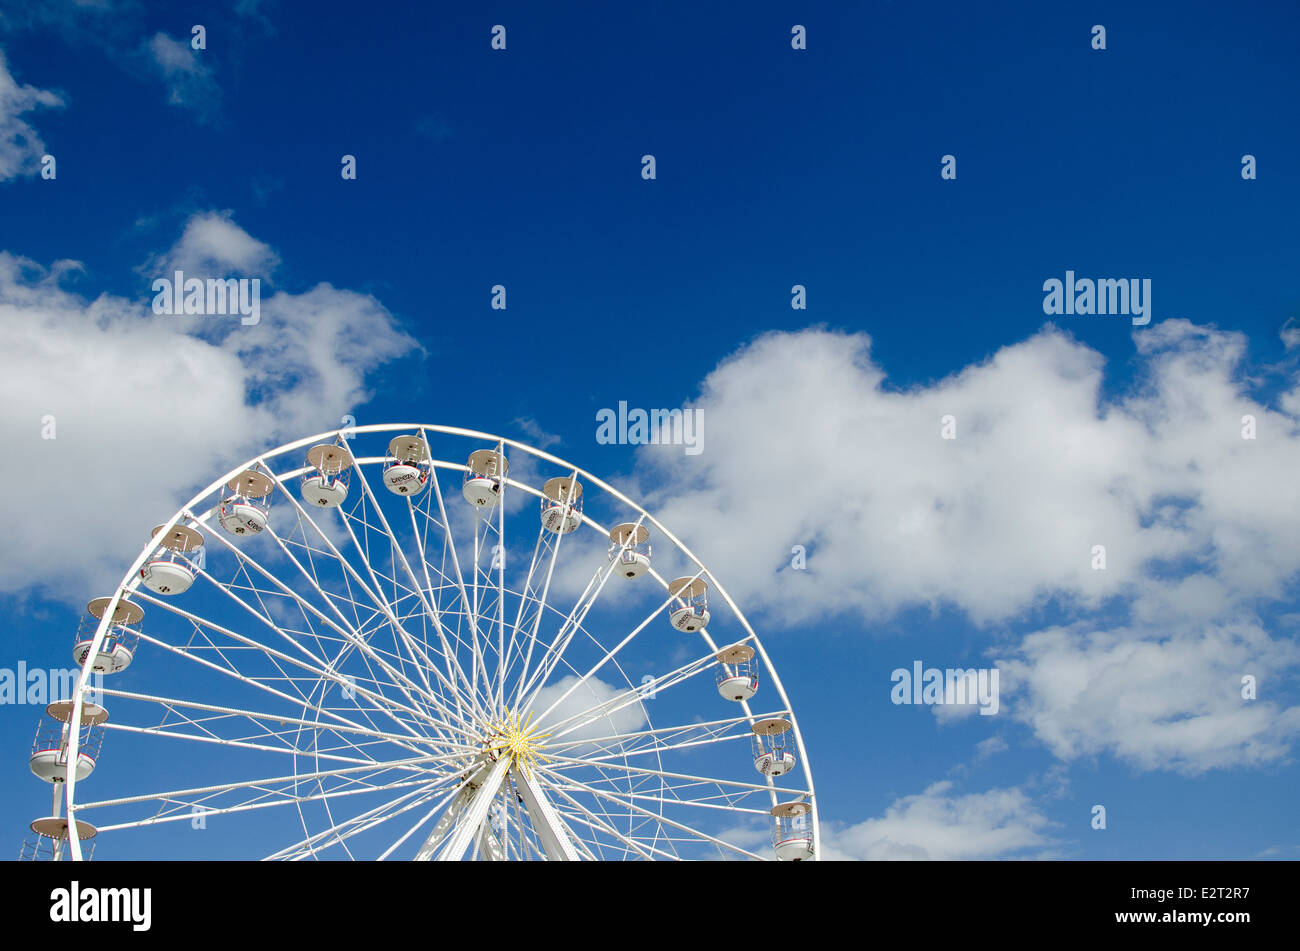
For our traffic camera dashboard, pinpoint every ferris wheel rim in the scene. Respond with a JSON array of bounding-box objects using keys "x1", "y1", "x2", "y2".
[{"x1": 60, "y1": 422, "x2": 820, "y2": 861}]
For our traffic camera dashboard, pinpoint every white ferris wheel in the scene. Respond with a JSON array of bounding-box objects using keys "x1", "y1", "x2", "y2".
[{"x1": 24, "y1": 424, "x2": 819, "y2": 861}]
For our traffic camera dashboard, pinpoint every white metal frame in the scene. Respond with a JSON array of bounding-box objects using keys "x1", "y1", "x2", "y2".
[{"x1": 59, "y1": 424, "x2": 819, "y2": 860}]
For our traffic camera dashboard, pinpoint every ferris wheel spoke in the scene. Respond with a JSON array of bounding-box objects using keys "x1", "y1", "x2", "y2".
[
  {"x1": 423, "y1": 458, "x2": 499, "y2": 715},
  {"x1": 545, "y1": 768, "x2": 773, "y2": 817},
  {"x1": 543, "y1": 750, "x2": 805, "y2": 800},
  {"x1": 553, "y1": 782, "x2": 644, "y2": 860},
  {"x1": 544, "y1": 790, "x2": 665, "y2": 860},
  {"x1": 252, "y1": 454, "x2": 478, "y2": 738},
  {"x1": 528, "y1": 576, "x2": 695, "y2": 728},
  {"x1": 512, "y1": 543, "x2": 618, "y2": 712},
  {"x1": 98, "y1": 713, "x2": 440, "y2": 775},
  {"x1": 538, "y1": 739, "x2": 656, "y2": 859},
  {"x1": 498, "y1": 525, "x2": 549, "y2": 705},
  {"x1": 93, "y1": 686, "x2": 464, "y2": 762},
  {"x1": 192, "y1": 518, "x2": 462, "y2": 741},
  {"x1": 269, "y1": 482, "x2": 404, "y2": 650},
  {"x1": 543, "y1": 811, "x2": 601, "y2": 860},
  {"x1": 466, "y1": 508, "x2": 503, "y2": 710},
  {"x1": 539, "y1": 645, "x2": 724, "y2": 744},
  {"x1": 194, "y1": 518, "x2": 359, "y2": 664},
  {"x1": 375, "y1": 780, "x2": 474, "y2": 861},
  {"x1": 273, "y1": 775, "x2": 464, "y2": 861},
  {"x1": 261, "y1": 507, "x2": 464, "y2": 733},
  {"x1": 449, "y1": 498, "x2": 507, "y2": 721},
  {"x1": 404, "y1": 495, "x2": 482, "y2": 727},
  {"x1": 552, "y1": 715, "x2": 770, "y2": 765},
  {"x1": 130, "y1": 592, "x2": 404, "y2": 737},
  {"x1": 492, "y1": 462, "x2": 509, "y2": 716},
  {"x1": 498, "y1": 470, "x2": 577, "y2": 713},
  {"x1": 325, "y1": 491, "x2": 477, "y2": 737},
  {"x1": 97, "y1": 720, "x2": 444, "y2": 776},
  {"x1": 534, "y1": 764, "x2": 766, "y2": 861},
  {"x1": 530, "y1": 561, "x2": 708, "y2": 721},
  {"x1": 550, "y1": 729, "x2": 757, "y2": 775},
  {"x1": 509, "y1": 556, "x2": 601, "y2": 709},
  {"x1": 514, "y1": 513, "x2": 649, "y2": 710},
  {"x1": 90, "y1": 773, "x2": 445, "y2": 835},
  {"x1": 73, "y1": 755, "x2": 452, "y2": 817},
  {"x1": 530, "y1": 634, "x2": 730, "y2": 754},
  {"x1": 553, "y1": 810, "x2": 670, "y2": 862},
  {"x1": 127, "y1": 591, "x2": 460, "y2": 747},
  {"x1": 329, "y1": 454, "x2": 484, "y2": 728}
]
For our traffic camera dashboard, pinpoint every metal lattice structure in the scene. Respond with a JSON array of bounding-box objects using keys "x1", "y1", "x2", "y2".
[{"x1": 44, "y1": 424, "x2": 818, "y2": 861}]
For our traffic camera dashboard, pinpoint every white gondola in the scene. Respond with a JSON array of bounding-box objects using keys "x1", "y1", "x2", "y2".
[
  {"x1": 73, "y1": 596, "x2": 143, "y2": 674},
  {"x1": 714, "y1": 644, "x2": 758, "y2": 701},
  {"x1": 462, "y1": 449, "x2": 507, "y2": 508},
  {"x1": 608, "y1": 523, "x2": 651, "y2": 579},
  {"x1": 138, "y1": 523, "x2": 203, "y2": 595},
  {"x1": 540, "y1": 476, "x2": 583, "y2": 534},
  {"x1": 667, "y1": 577, "x2": 710, "y2": 632},
  {"x1": 29, "y1": 701, "x2": 107, "y2": 783},
  {"x1": 383, "y1": 435, "x2": 431, "y2": 496},
  {"x1": 218, "y1": 470, "x2": 274, "y2": 536},
  {"x1": 770, "y1": 801, "x2": 814, "y2": 861},
  {"x1": 301, "y1": 444, "x2": 353, "y2": 507},
  {"x1": 752, "y1": 717, "x2": 796, "y2": 777}
]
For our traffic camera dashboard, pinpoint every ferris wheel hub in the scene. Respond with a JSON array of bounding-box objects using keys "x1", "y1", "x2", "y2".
[{"x1": 482, "y1": 710, "x2": 551, "y2": 777}]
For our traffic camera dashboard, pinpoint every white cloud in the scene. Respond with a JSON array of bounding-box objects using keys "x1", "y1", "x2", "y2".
[
  {"x1": 640, "y1": 322, "x2": 1300, "y2": 625},
  {"x1": 974, "y1": 735, "x2": 1008, "y2": 760},
  {"x1": 512, "y1": 416, "x2": 561, "y2": 450},
  {"x1": 155, "y1": 210, "x2": 279, "y2": 277},
  {"x1": 530, "y1": 673, "x2": 647, "y2": 744},
  {"x1": 636, "y1": 322, "x2": 1300, "y2": 773},
  {"x1": 0, "y1": 214, "x2": 416, "y2": 600},
  {"x1": 999, "y1": 615, "x2": 1300, "y2": 774},
  {"x1": 143, "y1": 32, "x2": 218, "y2": 118},
  {"x1": 0, "y1": 49, "x2": 63, "y2": 180},
  {"x1": 822, "y1": 781, "x2": 1054, "y2": 860}
]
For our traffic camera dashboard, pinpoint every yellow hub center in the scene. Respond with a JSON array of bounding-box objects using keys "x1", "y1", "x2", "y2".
[{"x1": 485, "y1": 711, "x2": 551, "y2": 777}]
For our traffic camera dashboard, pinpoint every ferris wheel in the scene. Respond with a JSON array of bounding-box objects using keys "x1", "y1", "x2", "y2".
[{"x1": 23, "y1": 424, "x2": 819, "y2": 861}]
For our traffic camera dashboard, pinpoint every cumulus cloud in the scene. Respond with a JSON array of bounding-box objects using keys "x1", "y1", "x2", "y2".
[
  {"x1": 154, "y1": 210, "x2": 279, "y2": 277},
  {"x1": 974, "y1": 735, "x2": 1009, "y2": 760},
  {"x1": 635, "y1": 322, "x2": 1300, "y2": 773},
  {"x1": 142, "y1": 32, "x2": 218, "y2": 118},
  {"x1": 0, "y1": 50, "x2": 63, "y2": 180},
  {"x1": 822, "y1": 781, "x2": 1055, "y2": 860},
  {"x1": 0, "y1": 214, "x2": 417, "y2": 600},
  {"x1": 641, "y1": 323, "x2": 1300, "y2": 625},
  {"x1": 999, "y1": 615, "x2": 1300, "y2": 774},
  {"x1": 530, "y1": 673, "x2": 647, "y2": 744},
  {"x1": 512, "y1": 416, "x2": 561, "y2": 450}
]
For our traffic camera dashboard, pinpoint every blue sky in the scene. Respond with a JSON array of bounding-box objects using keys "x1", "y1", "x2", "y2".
[{"x1": 1, "y1": 0, "x2": 1299, "y2": 860}]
